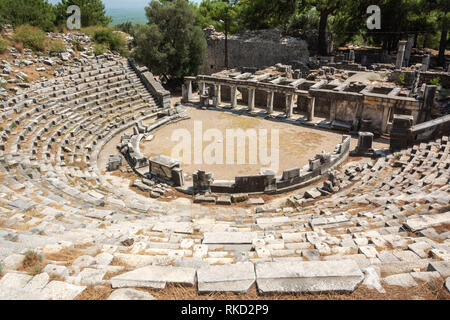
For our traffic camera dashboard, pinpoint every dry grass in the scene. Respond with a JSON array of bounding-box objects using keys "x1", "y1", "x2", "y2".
[
  {"x1": 19, "y1": 251, "x2": 45, "y2": 275},
  {"x1": 432, "y1": 223, "x2": 450, "y2": 235},
  {"x1": 76, "y1": 285, "x2": 114, "y2": 300},
  {"x1": 44, "y1": 248, "x2": 85, "y2": 265},
  {"x1": 71, "y1": 278, "x2": 450, "y2": 300},
  {"x1": 74, "y1": 243, "x2": 94, "y2": 250}
]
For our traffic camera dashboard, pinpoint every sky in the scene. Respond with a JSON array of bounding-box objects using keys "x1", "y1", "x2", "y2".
[{"x1": 48, "y1": 0, "x2": 202, "y2": 9}]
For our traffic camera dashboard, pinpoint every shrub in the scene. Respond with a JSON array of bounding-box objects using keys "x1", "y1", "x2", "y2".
[
  {"x1": 72, "y1": 39, "x2": 84, "y2": 52},
  {"x1": 92, "y1": 28, "x2": 128, "y2": 55},
  {"x1": 429, "y1": 77, "x2": 441, "y2": 87},
  {"x1": 22, "y1": 250, "x2": 43, "y2": 273},
  {"x1": 48, "y1": 39, "x2": 66, "y2": 55},
  {"x1": 398, "y1": 73, "x2": 405, "y2": 86},
  {"x1": 0, "y1": 262, "x2": 3, "y2": 275},
  {"x1": 13, "y1": 25, "x2": 47, "y2": 52},
  {"x1": 0, "y1": 37, "x2": 8, "y2": 54}
]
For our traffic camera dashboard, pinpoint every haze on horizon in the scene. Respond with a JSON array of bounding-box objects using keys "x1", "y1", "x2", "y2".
[{"x1": 47, "y1": 0, "x2": 202, "y2": 9}]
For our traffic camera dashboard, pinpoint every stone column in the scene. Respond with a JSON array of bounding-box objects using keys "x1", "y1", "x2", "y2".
[
  {"x1": 349, "y1": 50, "x2": 355, "y2": 63},
  {"x1": 404, "y1": 34, "x2": 414, "y2": 67},
  {"x1": 329, "y1": 100, "x2": 336, "y2": 122},
  {"x1": 181, "y1": 84, "x2": 187, "y2": 103},
  {"x1": 361, "y1": 55, "x2": 368, "y2": 66},
  {"x1": 350, "y1": 131, "x2": 374, "y2": 156},
  {"x1": 248, "y1": 87, "x2": 255, "y2": 112},
  {"x1": 266, "y1": 91, "x2": 274, "y2": 114},
  {"x1": 381, "y1": 105, "x2": 390, "y2": 134},
  {"x1": 421, "y1": 54, "x2": 430, "y2": 72},
  {"x1": 395, "y1": 40, "x2": 407, "y2": 69},
  {"x1": 419, "y1": 85, "x2": 437, "y2": 123},
  {"x1": 306, "y1": 96, "x2": 315, "y2": 121},
  {"x1": 199, "y1": 81, "x2": 205, "y2": 95},
  {"x1": 182, "y1": 79, "x2": 193, "y2": 103},
  {"x1": 186, "y1": 79, "x2": 193, "y2": 102},
  {"x1": 214, "y1": 84, "x2": 221, "y2": 107},
  {"x1": 231, "y1": 85, "x2": 238, "y2": 108},
  {"x1": 285, "y1": 94, "x2": 294, "y2": 118}
]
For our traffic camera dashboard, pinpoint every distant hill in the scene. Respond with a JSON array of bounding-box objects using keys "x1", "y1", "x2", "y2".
[{"x1": 106, "y1": 7, "x2": 147, "y2": 25}]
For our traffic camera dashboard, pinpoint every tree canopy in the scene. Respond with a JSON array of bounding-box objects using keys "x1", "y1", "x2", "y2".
[
  {"x1": 133, "y1": 0, "x2": 207, "y2": 83},
  {"x1": 194, "y1": 0, "x2": 448, "y2": 62},
  {"x1": 55, "y1": 0, "x2": 112, "y2": 28},
  {"x1": 0, "y1": 0, "x2": 56, "y2": 31}
]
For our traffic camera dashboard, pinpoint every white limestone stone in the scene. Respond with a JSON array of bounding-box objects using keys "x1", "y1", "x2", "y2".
[
  {"x1": 110, "y1": 265, "x2": 196, "y2": 289},
  {"x1": 107, "y1": 288, "x2": 155, "y2": 300},
  {"x1": 256, "y1": 260, "x2": 364, "y2": 293},
  {"x1": 197, "y1": 262, "x2": 255, "y2": 293}
]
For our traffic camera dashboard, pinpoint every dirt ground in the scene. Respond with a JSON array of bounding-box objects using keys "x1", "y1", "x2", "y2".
[{"x1": 140, "y1": 107, "x2": 388, "y2": 180}]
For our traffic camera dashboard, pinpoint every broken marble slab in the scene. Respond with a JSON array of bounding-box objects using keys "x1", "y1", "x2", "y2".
[
  {"x1": 382, "y1": 273, "x2": 418, "y2": 288},
  {"x1": 107, "y1": 288, "x2": 155, "y2": 300},
  {"x1": 153, "y1": 222, "x2": 193, "y2": 234},
  {"x1": 110, "y1": 265, "x2": 196, "y2": 289},
  {"x1": 255, "y1": 260, "x2": 364, "y2": 293},
  {"x1": 197, "y1": 262, "x2": 255, "y2": 293},
  {"x1": 85, "y1": 209, "x2": 114, "y2": 221},
  {"x1": 202, "y1": 232, "x2": 258, "y2": 251},
  {"x1": 403, "y1": 211, "x2": 450, "y2": 232},
  {"x1": 40, "y1": 280, "x2": 86, "y2": 300},
  {"x1": 427, "y1": 261, "x2": 450, "y2": 277}
]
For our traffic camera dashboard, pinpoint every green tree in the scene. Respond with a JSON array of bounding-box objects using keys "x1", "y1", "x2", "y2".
[
  {"x1": 0, "y1": 0, "x2": 56, "y2": 31},
  {"x1": 239, "y1": 0, "x2": 298, "y2": 30},
  {"x1": 197, "y1": 0, "x2": 241, "y2": 33},
  {"x1": 55, "y1": 0, "x2": 112, "y2": 28},
  {"x1": 299, "y1": 0, "x2": 347, "y2": 56},
  {"x1": 133, "y1": 0, "x2": 207, "y2": 83},
  {"x1": 424, "y1": 0, "x2": 449, "y2": 66}
]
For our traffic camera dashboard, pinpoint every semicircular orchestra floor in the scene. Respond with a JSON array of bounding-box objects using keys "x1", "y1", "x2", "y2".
[{"x1": 140, "y1": 107, "x2": 385, "y2": 180}]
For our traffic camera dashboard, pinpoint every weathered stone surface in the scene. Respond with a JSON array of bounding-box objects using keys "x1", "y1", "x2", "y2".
[
  {"x1": 41, "y1": 281, "x2": 86, "y2": 300},
  {"x1": 255, "y1": 260, "x2": 364, "y2": 293},
  {"x1": 1, "y1": 253, "x2": 25, "y2": 270},
  {"x1": 153, "y1": 222, "x2": 193, "y2": 234},
  {"x1": 110, "y1": 265, "x2": 196, "y2": 289},
  {"x1": 362, "y1": 267, "x2": 385, "y2": 294},
  {"x1": 410, "y1": 271, "x2": 441, "y2": 284},
  {"x1": 107, "y1": 288, "x2": 155, "y2": 300},
  {"x1": 403, "y1": 211, "x2": 450, "y2": 232},
  {"x1": 197, "y1": 262, "x2": 255, "y2": 293},
  {"x1": 383, "y1": 273, "x2": 418, "y2": 288},
  {"x1": 427, "y1": 261, "x2": 450, "y2": 277},
  {"x1": 304, "y1": 188, "x2": 321, "y2": 199},
  {"x1": 203, "y1": 232, "x2": 257, "y2": 244},
  {"x1": 43, "y1": 264, "x2": 69, "y2": 279},
  {"x1": 78, "y1": 268, "x2": 107, "y2": 285}
]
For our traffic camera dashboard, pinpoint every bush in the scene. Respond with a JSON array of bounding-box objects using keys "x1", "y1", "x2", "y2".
[
  {"x1": 429, "y1": 77, "x2": 441, "y2": 87},
  {"x1": 13, "y1": 25, "x2": 47, "y2": 52},
  {"x1": 93, "y1": 43, "x2": 109, "y2": 55},
  {"x1": 22, "y1": 250, "x2": 43, "y2": 274},
  {"x1": 72, "y1": 39, "x2": 84, "y2": 52},
  {"x1": 48, "y1": 39, "x2": 66, "y2": 54},
  {"x1": 92, "y1": 28, "x2": 128, "y2": 56},
  {"x1": 0, "y1": 37, "x2": 8, "y2": 54},
  {"x1": 0, "y1": 0, "x2": 56, "y2": 32},
  {"x1": 398, "y1": 73, "x2": 406, "y2": 86}
]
